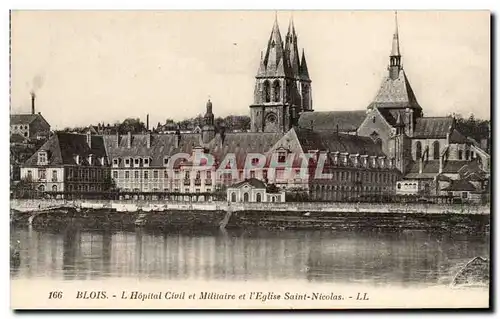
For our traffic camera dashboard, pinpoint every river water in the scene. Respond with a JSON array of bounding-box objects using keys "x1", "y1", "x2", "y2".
[{"x1": 10, "y1": 225, "x2": 490, "y2": 288}]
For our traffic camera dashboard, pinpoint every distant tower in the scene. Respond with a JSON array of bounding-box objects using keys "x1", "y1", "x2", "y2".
[
  {"x1": 202, "y1": 99, "x2": 215, "y2": 143},
  {"x1": 249, "y1": 14, "x2": 311, "y2": 133}
]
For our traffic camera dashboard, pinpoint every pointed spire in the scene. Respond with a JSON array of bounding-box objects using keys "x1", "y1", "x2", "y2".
[
  {"x1": 299, "y1": 48, "x2": 310, "y2": 80},
  {"x1": 391, "y1": 11, "x2": 401, "y2": 57},
  {"x1": 285, "y1": 15, "x2": 300, "y2": 77},
  {"x1": 261, "y1": 12, "x2": 286, "y2": 77}
]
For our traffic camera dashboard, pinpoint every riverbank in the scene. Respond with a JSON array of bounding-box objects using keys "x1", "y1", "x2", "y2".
[
  {"x1": 10, "y1": 199, "x2": 490, "y2": 233},
  {"x1": 10, "y1": 199, "x2": 490, "y2": 215}
]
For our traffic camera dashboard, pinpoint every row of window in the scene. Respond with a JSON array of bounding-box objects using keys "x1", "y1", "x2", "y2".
[
  {"x1": 66, "y1": 184, "x2": 106, "y2": 192},
  {"x1": 415, "y1": 141, "x2": 477, "y2": 161},
  {"x1": 27, "y1": 169, "x2": 58, "y2": 182},
  {"x1": 67, "y1": 168, "x2": 108, "y2": 181},
  {"x1": 112, "y1": 157, "x2": 155, "y2": 167},
  {"x1": 120, "y1": 188, "x2": 212, "y2": 193},
  {"x1": 112, "y1": 170, "x2": 213, "y2": 180},
  {"x1": 12, "y1": 125, "x2": 28, "y2": 130}
]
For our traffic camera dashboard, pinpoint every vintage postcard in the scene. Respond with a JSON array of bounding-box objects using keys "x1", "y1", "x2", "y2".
[{"x1": 9, "y1": 10, "x2": 491, "y2": 310}]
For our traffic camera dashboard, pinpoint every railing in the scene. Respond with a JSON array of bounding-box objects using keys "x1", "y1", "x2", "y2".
[{"x1": 183, "y1": 179, "x2": 190, "y2": 186}]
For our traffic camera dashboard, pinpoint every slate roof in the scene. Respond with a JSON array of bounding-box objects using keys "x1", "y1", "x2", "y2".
[
  {"x1": 10, "y1": 133, "x2": 30, "y2": 144},
  {"x1": 10, "y1": 113, "x2": 50, "y2": 128},
  {"x1": 11, "y1": 114, "x2": 40, "y2": 125},
  {"x1": 441, "y1": 179, "x2": 477, "y2": 192},
  {"x1": 413, "y1": 117, "x2": 454, "y2": 139},
  {"x1": 405, "y1": 160, "x2": 474, "y2": 176},
  {"x1": 294, "y1": 128, "x2": 385, "y2": 156},
  {"x1": 368, "y1": 69, "x2": 422, "y2": 111},
  {"x1": 297, "y1": 110, "x2": 366, "y2": 132},
  {"x1": 23, "y1": 132, "x2": 107, "y2": 166},
  {"x1": 103, "y1": 132, "x2": 284, "y2": 168}
]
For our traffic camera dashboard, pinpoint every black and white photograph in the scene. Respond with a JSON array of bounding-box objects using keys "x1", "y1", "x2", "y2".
[{"x1": 8, "y1": 10, "x2": 491, "y2": 309}]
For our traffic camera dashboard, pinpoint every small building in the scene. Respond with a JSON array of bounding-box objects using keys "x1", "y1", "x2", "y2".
[
  {"x1": 440, "y1": 179, "x2": 483, "y2": 203},
  {"x1": 227, "y1": 178, "x2": 285, "y2": 203},
  {"x1": 10, "y1": 93, "x2": 51, "y2": 140}
]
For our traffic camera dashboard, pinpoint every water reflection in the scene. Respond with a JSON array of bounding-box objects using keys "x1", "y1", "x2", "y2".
[{"x1": 11, "y1": 226, "x2": 489, "y2": 287}]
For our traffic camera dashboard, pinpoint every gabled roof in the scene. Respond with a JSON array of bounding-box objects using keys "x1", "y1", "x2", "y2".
[
  {"x1": 294, "y1": 128, "x2": 385, "y2": 156},
  {"x1": 297, "y1": 110, "x2": 366, "y2": 132},
  {"x1": 24, "y1": 132, "x2": 107, "y2": 166},
  {"x1": 10, "y1": 114, "x2": 43, "y2": 125},
  {"x1": 413, "y1": 117, "x2": 453, "y2": 139},
  {"x1": 368, "y1": 69, "x2": 422, "y2": 111},
  {"x1": 230, "y1": 178, "x2": 267, "y2": 189}
]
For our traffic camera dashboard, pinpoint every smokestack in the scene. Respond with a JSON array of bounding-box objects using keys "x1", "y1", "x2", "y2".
[
  {"x1": 30, "y1": 91, "x2": 35, "y2": 115},
  {"x1": 127, "y1": 131, "x2": 132, "y2": 149},
  {"x1": 146, "y1": 114, "x2": 149, "y2": 132}
]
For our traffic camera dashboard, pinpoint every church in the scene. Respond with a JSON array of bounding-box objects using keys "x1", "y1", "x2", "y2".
[{"x1": 21, "y1": 13, "x2": 490, "y2": 203}]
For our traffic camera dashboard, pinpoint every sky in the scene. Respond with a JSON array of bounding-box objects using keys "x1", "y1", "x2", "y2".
[{"x1": 10, "y1": 10, "x2": 490, "y2": 130}]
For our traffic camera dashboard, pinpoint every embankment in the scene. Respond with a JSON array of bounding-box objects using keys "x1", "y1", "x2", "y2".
[{"x1": 10, "y1": 199, "x2": 490, "y2": 232}]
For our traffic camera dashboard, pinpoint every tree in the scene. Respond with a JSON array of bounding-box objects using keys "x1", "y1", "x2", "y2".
[
  {"x1": 118, "y1": 118, "x2": 146, "y2": 134},
  {"x1": 454, "y1": 113, "x2": 490, "y2": 143},
  {"x1": 11, "y1": 176, "x2": 36, "y2": 199}
]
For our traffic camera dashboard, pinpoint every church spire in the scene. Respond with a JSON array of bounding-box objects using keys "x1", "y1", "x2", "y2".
[
  {"x1": 388, "y1": 11, "x2": 402, "y2": 80},
  {"x1": 259, "y1": 13, "x2": 286, "y2": 77},
  {"x1": 299, "y1": 48, "x2": 310, "y2": 80}
]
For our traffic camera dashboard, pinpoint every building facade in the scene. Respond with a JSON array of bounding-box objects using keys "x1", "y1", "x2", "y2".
[{"x1": 20, "y1": 132, "x2": 110, "y2": 194}]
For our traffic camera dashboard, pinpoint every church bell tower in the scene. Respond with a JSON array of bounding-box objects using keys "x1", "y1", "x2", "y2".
[{"x1": 249, "y1": 14, "x2": 312, "y2": 133}]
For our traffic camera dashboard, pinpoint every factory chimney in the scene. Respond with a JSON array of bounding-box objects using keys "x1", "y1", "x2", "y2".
[{"x1": 30, "y1": 91, "x2": 36, "y2": 115}]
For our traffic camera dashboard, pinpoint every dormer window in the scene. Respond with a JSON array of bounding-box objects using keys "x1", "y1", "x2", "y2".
[
  {"x1": 112, "y1": 158, "x2": 119, "y2": 167},
  {"x1": 37, "y1": 151, "x2": 48, "y2": 166},
  {"x1": 163, "y1": 157, "x2": 169, "y2": 166},
  {"x1": 143, "y1": 157, "x2": 151, "y2": 167},
  {"x1": 124, "y1": 158, "x2": 131, "y2": 167},
  {"x1": 134, "y1": 158, "x2": 141, "y2": 167},
  {"x1": 88, "y1": 154, "x2": 94, "y2": 165},
  {"x1": 100, "y1": 157, "x2": 106, "y2": 166},
  {"x1": 277, "y1": 150, "x2": 287, "y2": 163},
  {"x1": 75, "y1": 155, "x2": 81, "y2": 165}
]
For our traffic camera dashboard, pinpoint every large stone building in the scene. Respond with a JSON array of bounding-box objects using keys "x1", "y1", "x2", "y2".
[{"x1": 20, "y1": 132, "x2": 111, "y2": 193}]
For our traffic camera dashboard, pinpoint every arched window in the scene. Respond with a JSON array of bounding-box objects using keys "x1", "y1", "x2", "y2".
[
  {"x1": 415, "y1": 141, "x2": 422, "y2": 160},
  {"x1": 38, "y1": 184, "x2": 45, "y2": 192},
  {"x1": 273, "y1": 80, "x2": 281, "y2": 102},
  {"x1": 243, "y1": 192, "x2": 249, "y2": 202},
  {"x1": 231, "y1": 192, "x2": 236, "y2": 202},
  {"x1": 465, "y1": 150, "x2": 470, "y2": 160},
  {"x1": 256, "y1": 193, "x2": 262, "y2": 203},
  {"x1": 433, "y1": 141, "x2": 440, "y2": 160},
  {"x1": 263, "y1": 81, "x2": 271, "y2": 103},
  {"x1": 52, "y1": 185, "x2": 57, "y2": 192}
]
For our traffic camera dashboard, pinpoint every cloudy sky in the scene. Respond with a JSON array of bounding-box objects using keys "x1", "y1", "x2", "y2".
[{"x1": 10, "y1": 10, "x2": 490, "y2": 129}]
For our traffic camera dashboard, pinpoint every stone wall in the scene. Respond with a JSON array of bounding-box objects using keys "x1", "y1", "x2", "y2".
[{"x1": 10, "y1": 198, "x2": 490, "y2": 215}]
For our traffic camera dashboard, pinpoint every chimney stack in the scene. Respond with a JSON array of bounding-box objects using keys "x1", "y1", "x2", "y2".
[
  {"x1": 147, "y1": 131, "x2": 151, "y2": 148},
  {"x1": 30, "y1": 92, "x2": 35, "y2": 115},
  {"x1": 146, "y1": 114, "x2": 149, "y2": 132},
  {"x1": 127, "y1": 131, "x2": 132, "y2": 149},
  {"x1": 175, "y1": 126, "x2": 181, "y2": 148},
  {"x1": 86, "y1": 131, "x2": 92, "y2": 148}
]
